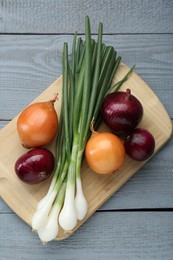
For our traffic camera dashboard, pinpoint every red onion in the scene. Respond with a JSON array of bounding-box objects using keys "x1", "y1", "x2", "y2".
[
  {"x1": 124, "y1": 128, "x2": 155, "y2": 161},
  {"x1": 101, "y1": 89, "x2": 143, "y2": 134},
  {"x1": 15, "y1": 148, "x2": 54, "y2": 184}
]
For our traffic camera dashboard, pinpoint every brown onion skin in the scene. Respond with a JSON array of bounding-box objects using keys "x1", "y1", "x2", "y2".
[
  {"x1": 124, "y1": 128, "x2": 155, "y2": 161},
  {"x1": 101, "y1": 89, "x2": 143, "y2": 135},
  {"x1": 15, "y1": 148, "x2": 54, "y2": 185},
  {"x1": 17, "y1": 99, "x2": 58, "y2": 148}
]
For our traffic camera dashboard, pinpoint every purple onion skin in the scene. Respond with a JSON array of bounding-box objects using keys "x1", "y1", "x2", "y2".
[
  {"x1": 15, "y1": 148, "x2": 54, "y2": 185},
  {"x1": 124, "y1": 128, "x2": 155, "y2": 161},
  {"x1": 101, "y1": 89, "x2": 143, "y2": 134}
]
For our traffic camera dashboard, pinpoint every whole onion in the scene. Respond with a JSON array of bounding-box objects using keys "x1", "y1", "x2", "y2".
[
  {"x1": 15, "y1": 148, "x2": 54, "y2": 184},
  {"x1": 101, "y1": 89, "x2": 143, "y2": 134},
  {"x1": 17, "y1": 96, "x2": 58, "y2": 148},
  {"x1": 124, "y1": 128, "x2": 155, "y2": 161}
]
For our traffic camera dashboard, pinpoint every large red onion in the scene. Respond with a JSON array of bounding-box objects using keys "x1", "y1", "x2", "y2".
[
  {"x1": 15, "y1": 148, "x2": 54, "y2": 184},
  {"x1": 101, "y1": 89, "x2": 143, "y2": 134},
  {"x1": 124, "y1": 128, "x2": 155, "y2": 161}
]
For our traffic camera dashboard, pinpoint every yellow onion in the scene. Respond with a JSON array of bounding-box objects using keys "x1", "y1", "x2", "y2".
[{"x1": 17, "y1": 95, "x2": 58, "y2": 148}]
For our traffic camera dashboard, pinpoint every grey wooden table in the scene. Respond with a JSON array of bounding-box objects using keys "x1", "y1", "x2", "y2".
[{"x1": 0, "y1": 1, "x2": 173, "y2": 259}]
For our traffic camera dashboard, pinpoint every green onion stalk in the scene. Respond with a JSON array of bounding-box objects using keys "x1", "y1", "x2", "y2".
[{"x1": 32, "y1": 16, "x2": 135, "y2": 243}]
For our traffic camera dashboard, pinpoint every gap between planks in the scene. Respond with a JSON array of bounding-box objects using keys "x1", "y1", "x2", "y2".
[
  {"x1": 0, "y1": 33, "x2": 173, "y2": 36},
  {"x1": 0, "y1": 208, "x2": 172, "y2": 215}
]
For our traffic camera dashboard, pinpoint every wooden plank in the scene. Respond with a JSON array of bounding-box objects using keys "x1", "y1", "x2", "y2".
[
  {"x1": 0, "y1": 34, "x2": 173, "y2": 119},
  {"x1": 0, "y1": 0, "x2": 173, "y2": 33},
  {"x1": 0, "y1": 212, "x2": 173, "y2": 260}
]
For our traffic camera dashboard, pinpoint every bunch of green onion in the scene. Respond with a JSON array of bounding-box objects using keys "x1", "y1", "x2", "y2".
[{"x1": 32, "y1": 16, "x2": 134, "y2": 243}]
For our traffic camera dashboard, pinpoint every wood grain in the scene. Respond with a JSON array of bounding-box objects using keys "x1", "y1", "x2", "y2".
[
  {"x1": 0, "y1": 212, "x2": 173, "y2": 260},
  {"x1": 0, "y1": 34, "x2": 173, "y2": 119},
  {"x1": 0, "y1": 64, "x2": 172, "y2": 240},
  {"x1": 0, "y1": 0, "x2": 173, "y2": 33}
]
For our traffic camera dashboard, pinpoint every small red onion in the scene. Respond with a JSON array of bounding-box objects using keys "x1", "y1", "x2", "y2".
[
  {"x1": 124, "y1": 128, "x2": 155, "y2": 161},
  {"x1": 101, "y1": 89, "x2": 143, "y2": 134},
  {"x1": 15, "y1": 148, "x2": 54, "y2": 184}
]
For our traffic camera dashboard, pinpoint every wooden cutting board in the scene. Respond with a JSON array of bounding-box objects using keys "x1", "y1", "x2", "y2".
[{"x1": 0, "y1": 64, "x2": 172, "y2": 241}]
